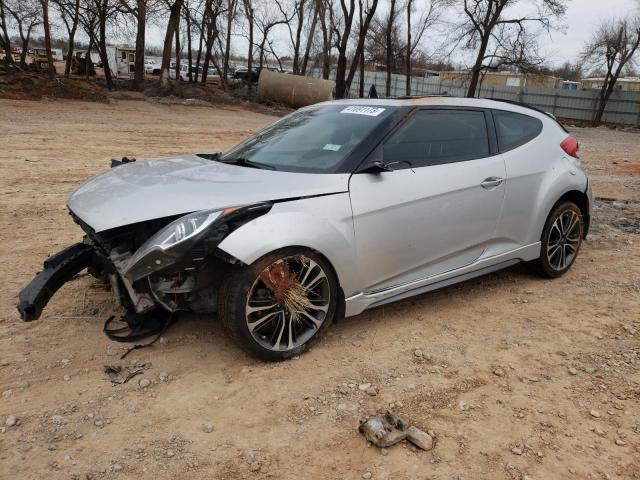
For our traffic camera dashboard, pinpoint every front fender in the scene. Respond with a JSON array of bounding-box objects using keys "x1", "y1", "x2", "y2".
[{"x1": 217, "y1": 194, "x2": 361, "y2": 297}]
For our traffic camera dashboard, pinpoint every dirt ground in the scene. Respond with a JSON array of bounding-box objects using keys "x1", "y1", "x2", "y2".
[{"x1": 0, "y1": 98, "x2": 639, "y2": 480}]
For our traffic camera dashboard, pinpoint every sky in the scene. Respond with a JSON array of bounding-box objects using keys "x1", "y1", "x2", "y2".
[
  {"x1": 537, "y1": 0, "x2": 639, "y2": 65},
  {"x1": 11, "y1": 0, "x2": 640, "y2": 68},
  {"x1": 141, "y1": 0, "x2": 640, "y2": 67}
]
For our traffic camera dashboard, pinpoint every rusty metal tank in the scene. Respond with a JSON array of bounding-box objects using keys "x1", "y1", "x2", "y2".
[{"x1": 257, "y1": 69, "x2": 335, "y2": 108}]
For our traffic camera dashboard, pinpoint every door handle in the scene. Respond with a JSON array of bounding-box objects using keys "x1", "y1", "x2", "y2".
[{"x1": 480, "y1": 177, "x2": 504, "y2": 189}]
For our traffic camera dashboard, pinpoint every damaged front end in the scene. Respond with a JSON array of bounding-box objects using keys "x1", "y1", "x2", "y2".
[{"x1": 17, "y1": 203, "x2": 272, "y2": 321}]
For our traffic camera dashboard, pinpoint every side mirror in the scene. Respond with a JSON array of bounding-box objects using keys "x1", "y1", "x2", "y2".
[{"x1": 359, "y1": 160, "x2": 394, "y2": 174}]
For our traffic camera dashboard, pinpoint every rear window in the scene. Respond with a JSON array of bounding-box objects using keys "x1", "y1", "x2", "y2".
[
  {"x1": 383, "y1": 109, "x2": 489, "y2": 168},
  {"x1": 493, "y1": 110, "x2": 542, "y2": 152}
]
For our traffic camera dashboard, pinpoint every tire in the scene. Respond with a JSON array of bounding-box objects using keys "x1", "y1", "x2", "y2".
[
  {"x1": 532, "y1": 201, "x2": 584, "y2": 278},
  {"x1": 218, "y1": 248, "x2": 338, "y2": 361}
]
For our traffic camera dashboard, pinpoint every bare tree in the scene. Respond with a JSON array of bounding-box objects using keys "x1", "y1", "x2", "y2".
[
  {"x1": 174, "y1": 2, "x2": 181, "y2": 79},
  {"x1": 242, "y1": 0, "x2": 254, "y2": 91},
  {"x1": 331, "y1": 0, "x2": 355, "y2": 98},
  {"x1": 38, "y1": 0, "x2": 56, "y2": 77},
  {"x1": 78, "y1": 0, "x2": 118, "y2": 88},
  {"x1": 254, "y1": 2, "x2": 290, "y2": 70},
  {"x1": 53, "y1": 0, "x2": 80, "y2": 76},
  {"x1": 300, "y1": 2, "x2": 318, "y2": 75},
  {"x1": 384, "y1": 0, "x2": 396, "y2": 96},
  {"x1": 5, "y1": 0, "x2": 41, "y2": 66},
  {"x1": 344, "y1": 0, "x2": 376, "y2": 91},
  {"x1": 159, "y1": 0, "x2": 183, "y2": 85},
  {"x1": 317, "y1": 0, "x2": 332, "y2": 79},
  {"x1": 582, "y1": 17, "x2": 640, "y2": 125},
  {"x1": 275, "y1": 0, "x2": 309, "y2": 74},
  {"x1": 0, "y1": 0, "x2": 14, "y2": 64},
  {"x1": 222, "y1": 0, "x2": 237, "y2": 84},
  {"x1": 200, "y1": 0, "x2": 224, "y2": 83},
  {"x1": 194, "y1": 0, "x2": 210, "y2": 81},
  {"x1": 118, "y1": 0, "x2": 150, "y2": 88},
  {"x1": 454, "y1": 0, "x2": 567, "y2": 97},
  {"x1": 405, "y1": 0, "x2": 448, "y2": 95},
  {"x1": 183, "y1": 0, "x2": 193, "y2": 81}
]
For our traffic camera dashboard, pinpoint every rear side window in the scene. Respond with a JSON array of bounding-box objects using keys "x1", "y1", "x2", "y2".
[
  {"x1": 493, "y1": 110, "x2": 542, "y2": 152},
  {"x1": 383, "y1": 109, "x2": 489, "y2": 168}
]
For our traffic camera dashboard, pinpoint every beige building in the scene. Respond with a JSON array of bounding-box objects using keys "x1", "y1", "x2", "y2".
[
  {"x1": 581, "y1": 77, "x2": 640, "y2": 92},
  {"x1": 438, "y1": 71, "x2": 557, "y2": 89}
]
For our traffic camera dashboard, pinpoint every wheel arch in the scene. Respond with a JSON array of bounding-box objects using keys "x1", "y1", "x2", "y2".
[
  {"x1": 217, "y1": 204, "x2": 360, "y2": 300},
  {"x1": 548, "y1": 189, "x2": 590, "y2": 238}
]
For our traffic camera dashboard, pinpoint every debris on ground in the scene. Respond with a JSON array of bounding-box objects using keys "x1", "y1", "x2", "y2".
[
  {"x1": 358, "y1": 410, "x2": 434, "y2": 451},
  {"x1": 110, "y1": 156, "x2": 137, "y2": 168},
  {"x1": 104, "y1": 362, "x2": 151, "y2": 384}
]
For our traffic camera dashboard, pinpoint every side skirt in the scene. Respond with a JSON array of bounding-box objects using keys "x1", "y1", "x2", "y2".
[{"x1": 344, "y1": 242, "x2": 540, "y2": 317}]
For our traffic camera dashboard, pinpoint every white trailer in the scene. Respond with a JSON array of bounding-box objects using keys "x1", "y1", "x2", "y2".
[
  {"x1": 105, "y1": 45, "x2": 136, "y2": 79},
  {"x1": 51, "y1": 48, "x2": 64, "y2": 61}
]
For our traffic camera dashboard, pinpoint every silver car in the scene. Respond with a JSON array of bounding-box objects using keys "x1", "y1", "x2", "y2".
[{"x1": 18, "y1": 97, "x2": 592, "y2": 360}]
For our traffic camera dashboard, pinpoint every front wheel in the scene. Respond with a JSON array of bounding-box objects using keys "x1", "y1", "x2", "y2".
[
  {"x1": 218, "y1": 248, "x2": 338, "y2": 361},
  {"x1": 532, "y1": 201, "x2": 584, "y2": 278}
]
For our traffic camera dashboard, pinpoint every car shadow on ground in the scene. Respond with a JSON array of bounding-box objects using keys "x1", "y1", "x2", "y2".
[{"x1": 157, "y1": 262, "x2": 537, "y2": 361}]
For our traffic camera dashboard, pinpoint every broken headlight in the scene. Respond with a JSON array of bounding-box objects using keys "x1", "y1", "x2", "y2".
[
  {"x1": 122, "y1": 203, "x2": 273, "y2": 282},
  {"x1": 124, "y1": 209, "x2": 222, "y2": 280}
]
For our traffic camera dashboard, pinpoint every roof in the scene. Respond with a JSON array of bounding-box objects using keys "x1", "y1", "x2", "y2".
[
  {"x1": 316, "y1": 96, "x2": 556, "y2": 122},
  {"x1": 581, "y1": 77, "x2": 640, "y2": 83}
]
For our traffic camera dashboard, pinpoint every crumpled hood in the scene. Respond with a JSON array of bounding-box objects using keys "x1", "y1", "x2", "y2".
[{"x1": 68, "y1": 155, "x2": 350, "y2": 232}]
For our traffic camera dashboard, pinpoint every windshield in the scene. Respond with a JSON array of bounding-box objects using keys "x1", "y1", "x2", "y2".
[{"x1": 219, "y1": 104, "x2": 394, "y2": 173}]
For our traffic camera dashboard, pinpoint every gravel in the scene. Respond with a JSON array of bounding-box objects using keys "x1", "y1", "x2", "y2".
[{"x1": 202, "y1": 423, "x2": 214, "y2": 433}]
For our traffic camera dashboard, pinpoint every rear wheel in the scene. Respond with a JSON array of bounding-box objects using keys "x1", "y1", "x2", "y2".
[
  {"x1": 533, "y1": 201, "x2": 584, "y2": 278},
  {"x1": 218, "y1": 248, "x2": 338, "y2": 361}
]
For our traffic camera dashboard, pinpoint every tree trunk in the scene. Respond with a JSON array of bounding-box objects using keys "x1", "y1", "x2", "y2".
[
  {"x1": 467, "y1": 34, "x2": 490, "y2": 98},
  {"x1": 292, "y1": 0, "x2": 305, "y2": 74},
  {"x1": 359, "y1": 44, "x2": 364, "y2": 97},
  {"x1": 258, "y1": 37, "x2": 266, "y2": 70},
  {"x1": 64, "y1": 0, "x2": 80, "y2": 78},
  {"x1": 41, "y1": 0, "x2": 56, "y2": 78},
  {"x1": 0, "y1": 1, "x2": 13, "y2": 64},
  {"x1": 175, "y1": 12, "x2": 181, "y2": 81},
  {"x1": 300, "y1": 6, "x2": 318, "y2": 76},
  {"x1": 317, "y1": 0, "x2": 330, "y2": 79},
  {"x1": 160, "y1": 0, "x2": 182, "y2": 86},
  {"x1": 405, "y1": 0, "x2": 411, "y2": 96},
  {"x1": 97, "y1": 3, "x2": 113, "y2": 89},
  {"x1": 186, "y1": 8, "x2": 193, "y2": 82},
  {"x1": 222, "y1": 0, "x2": 235, "y2": 87},
  {"x1": 134, "y1": 0, "x2": 146, "y2": 89},
  {"x1": 385, "y1": 0, "x2": 396, "y2": 97},
  {"x1": 201, "y1": 13, "x2": 215, "y2": 83},
  {"x1": 345, "y1": 0, "x2": 377, "y2": 92},
  {"x1": 334, "y1": 0, "x2": 355, "y2": 99},
  {"x1": 195, "y1": 0, "x2": 209, "y2": 82},
  {"x1": 20, "y1": 31, "x2": 31, "y2": 65},
  {"x1": 85, "y1": 37, "x2": 93, "y2": 80},
  {"x1": 244, "y1": 0, "x2": 254, "y2": 92}
]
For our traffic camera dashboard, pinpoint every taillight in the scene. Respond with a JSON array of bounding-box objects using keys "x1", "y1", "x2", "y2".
[{"x1": 560, "y1": 136, "x2": 579, "y2": 159}]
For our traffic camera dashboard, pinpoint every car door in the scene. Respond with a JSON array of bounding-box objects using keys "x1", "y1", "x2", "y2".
[{"x1": 349, "y1": 108, "x2": 506, "y2": 292}]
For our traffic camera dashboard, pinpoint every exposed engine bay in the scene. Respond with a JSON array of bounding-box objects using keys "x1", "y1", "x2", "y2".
[{"x1": 18, "y1": 203, "x2": 273, "y2": 321}]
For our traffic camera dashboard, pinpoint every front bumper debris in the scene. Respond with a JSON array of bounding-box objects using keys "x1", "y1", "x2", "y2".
[{"x1": 17, "y1": 243, "x2": 93, "y2": 321}]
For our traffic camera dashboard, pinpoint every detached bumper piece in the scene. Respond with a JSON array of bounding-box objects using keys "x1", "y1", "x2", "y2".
[{"x1": 17, "y1": 243, "x2": 93, "y2": 321}]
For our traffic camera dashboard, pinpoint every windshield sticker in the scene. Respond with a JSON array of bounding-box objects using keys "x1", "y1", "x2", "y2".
[
  {"x1": 340, "y1": 106, "x2": 385, "y2": 116},
  {"x1": 323, "y1": 144, "x2": 342, "y2": 151}
]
